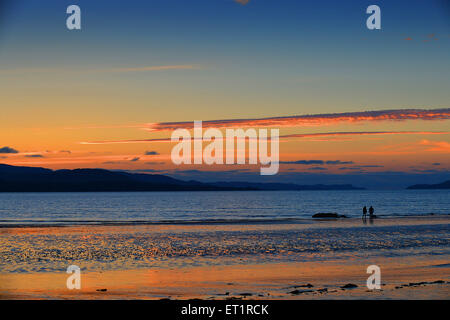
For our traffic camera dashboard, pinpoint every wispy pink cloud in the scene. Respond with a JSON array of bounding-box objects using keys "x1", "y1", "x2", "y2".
[
  {"x1": 143, "y1": 108, "x2": 450, "y2": 132},
  {"x1": 80, "y1": 131, "x2": 449, "y2": 145},
  {"x1": 419, "y1": 140, "x2": 450, "y2": 153}
]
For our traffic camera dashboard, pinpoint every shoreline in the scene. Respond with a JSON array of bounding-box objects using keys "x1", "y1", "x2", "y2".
[{"x1": 0, "y1": 214, "x2": 448, "y2": 229}]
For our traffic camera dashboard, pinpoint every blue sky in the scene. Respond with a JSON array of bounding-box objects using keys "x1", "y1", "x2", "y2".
[{"x1": 0, "y1": 0, "x2": 449, "y2": 188}]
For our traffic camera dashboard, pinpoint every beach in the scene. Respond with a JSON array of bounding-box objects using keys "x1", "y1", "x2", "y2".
[{"x1": 1, "y1": 215, "x2": 449, "y2": 300}]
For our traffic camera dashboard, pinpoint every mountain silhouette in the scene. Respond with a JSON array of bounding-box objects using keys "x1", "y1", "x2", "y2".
[
  {"x1": 407, "y1": 180, "x2": 450, "y2": 189},
  {"x1": 0, "y1": 164, "x2": 363, "y2": 192}
]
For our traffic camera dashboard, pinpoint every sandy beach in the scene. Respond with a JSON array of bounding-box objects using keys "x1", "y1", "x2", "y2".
[{"x1": 1, "y1": 216, "x2": 449, "y2": 300}]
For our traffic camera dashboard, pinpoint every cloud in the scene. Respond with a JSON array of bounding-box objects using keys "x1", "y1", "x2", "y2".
[
  {"x1": 145, "y1": 161, "x2": 165, "y2": 165},
  {"x1": 308, "y1": 167, "x2": 327, "y2": 171},
  {"x1": 280, "y1": 160, "x2": 324, "y2": 165},
  {"x1": 24, "y1": 154, "x2": 44, "y2": 158},
  {"x1": 99, "y1": 65, "x2": 198, "y2": 73},
  {"x1": 357, "y1": 165, "x2": 384, "y2": 168},
  {"x1": 419, "y1": 140, "x2": 450, "y2": 153},
  {"x1": 279, "y1": 160, "x2": 354, "y2": 165},
  {"x1": 235, "y1": 0, "x2": 250, "y2": 5},
  {"x1": 80, "y1": 130, "x2": 449, "y2": 145},
  {"x1": 280, "y1": 131, "x2": 450, "y2": 142},
  {"x1": 129, "y1": 157, "x2": 140, "y2": 162},
  {"x1": 0, "y1": 65, "x2": 199, "y2": 75},
  {"x1": 144, "y1": 151, "x2": 160, "y2": 155},
  {"x1": 325, "y1": 160, "x2": 354, "y2": 165},
  {"x1": 0, "y1": 146, "x2": 18, "y2": 154},
  {"x1": 339, "y1": 165, "x2": 384, "y2": 170},
  {"x1": 432, "y1": 163, "x2": 441, "y2": 166},
  {"x1": 144, "y1": 108, "x2": 450, "y2": 131}
]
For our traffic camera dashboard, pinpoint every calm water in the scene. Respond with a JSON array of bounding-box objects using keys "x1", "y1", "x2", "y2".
[{"x1": 0, "y1": 190, "x2": 449, "y2": 226}]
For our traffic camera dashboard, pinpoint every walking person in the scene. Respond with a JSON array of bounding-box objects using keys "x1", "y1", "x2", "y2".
[
  {"x1": 362, "y1": 206, "x2": 367, "y2": 218},
  {"x1": 369, "y1": 206, "x2": 375, "y2": 218}
]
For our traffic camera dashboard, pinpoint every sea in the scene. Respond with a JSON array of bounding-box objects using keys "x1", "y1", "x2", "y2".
[
  {"x1": 0, "y1": 190, "x2": 449, "y2": 274},
  {"x1": 0, "y1": 190, "x2": 448, "y2": 226}
]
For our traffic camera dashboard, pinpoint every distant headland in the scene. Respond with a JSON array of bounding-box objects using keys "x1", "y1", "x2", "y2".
[
  {"x1": 407, "y1": 180, "x2": 450, "y2": 190},
  {"x1": 0, "y1": 164, "x2": 364, "y2": 192}
]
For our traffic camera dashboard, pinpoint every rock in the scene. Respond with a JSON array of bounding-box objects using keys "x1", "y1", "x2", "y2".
[
  {"x1": 312, "y1": 213, "x2": 346, "y2": 218},
  {"x1": 289, "y1": 289, "x2": 314, "y2": 295},
  {"x1": 239, "y1": 293, "x2": 253, "y2": 297},
  {"x1": 341, "y1": 283, "x2": 358, "y2": 289},
  {"x1": 408, "y1": 282, "x2": 426, "y2": 287},
  {"x1": 289, "y1": 283, "x2": 314, "y2": 289},
  {"x1": 432, "y1": 280, "x2": 444, "y2": 284}
]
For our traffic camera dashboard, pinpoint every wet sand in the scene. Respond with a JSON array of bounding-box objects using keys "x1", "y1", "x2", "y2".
[
  {"x1": 1, "y1": 259, "x2": 449, "y2": 299},
  {"x1": 0, "y1": 216, "x2": 449, "y2": 299}
]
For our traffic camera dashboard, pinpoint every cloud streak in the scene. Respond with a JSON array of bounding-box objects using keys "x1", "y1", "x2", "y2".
[
  {"x1": 80, "y1": 130, "x2": 449, "y2": 145},
  {"x1": 419, "y1": 140, "x2": 450, "y2": 153},
  {"x1": 144, "y1": 151, "x2": 160, "y2": 155},
  {"x1": 279, "y1": 160, "x2": 354, "y2": 165},
  {"x1": 0, "y1": 65, "x2": 199, "y2": 75},
  {"x1": 24, "y1": 154, "x2": 44, "y2": 158},
  {"x1": 0, "y1": 146, "x2": 18, "y2": 154},
  {"x1": 144, "y1": 108, "x2": 450, "y2": 131}
]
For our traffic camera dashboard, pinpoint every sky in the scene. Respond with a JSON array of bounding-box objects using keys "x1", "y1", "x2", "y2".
[{"x1": 0, "y1": 0, "x2": 449, "y2": 188}]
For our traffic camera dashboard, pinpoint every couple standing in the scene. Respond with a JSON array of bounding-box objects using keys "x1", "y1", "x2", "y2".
[{"x1": 363, "y1": 206, "x2": 375, "y2": 218}]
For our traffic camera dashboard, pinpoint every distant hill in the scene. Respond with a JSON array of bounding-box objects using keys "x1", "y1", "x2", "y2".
[
  {"x1": 0, "y1": 164, "x2": 237, "y2": 192},
  {"x1": 0, "y1": 164, "x2": 364, "y2": 192},
  {"x1": 407, "y1": 180, "x2": 450, "y2": 190}
]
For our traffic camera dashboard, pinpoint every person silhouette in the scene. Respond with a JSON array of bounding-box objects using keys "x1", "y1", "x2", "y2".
[
  {"x1": 369, "y1": 206, "x2": 374, "y2": 218},
  {"x1": 362, "y1": 206, "x2": 367, "y2": 218}
]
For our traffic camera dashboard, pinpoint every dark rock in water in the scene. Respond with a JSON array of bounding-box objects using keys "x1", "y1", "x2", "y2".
[
  {"x1": 289, "y1": 283, "x2": 314, "y2": 289},
  {"x1": 341, "y1": 283, "x2": 358, "y2": 289},
  {"x1": 313, "y1": 213, "x2": 346, "y2": 218},
  {"x1": 432, "y1": 280, "x2": 444, "y2": 284},
  {"x1": 289, "y1": 289, "x2": 314, "y2": 295},
  {"x1": 408, "y1": 282, "x2": 426, "y2": 287},
  {"x1": 239, "y1": 293, "x2": 253, "y2": 296},
  {"x1": 317, "y1": 288, "x2": 328, "y2": 293},
  {"x1": 96, "y1": 288, "x2": 107, "y2": 292}
]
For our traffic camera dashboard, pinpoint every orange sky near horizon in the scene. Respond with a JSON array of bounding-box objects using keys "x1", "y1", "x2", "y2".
[{"x1": 1, "y1": 114, "x2": 449, "y2": 175}]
